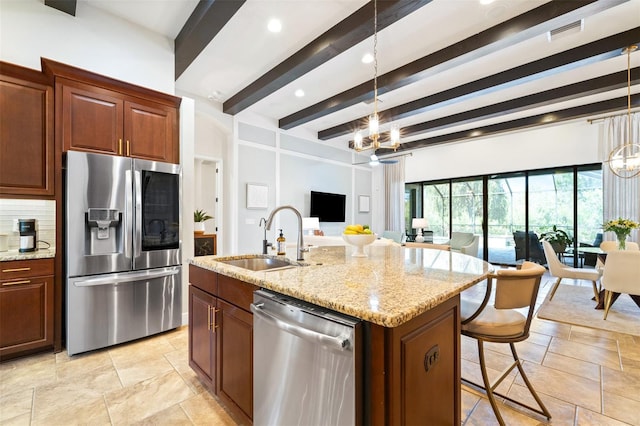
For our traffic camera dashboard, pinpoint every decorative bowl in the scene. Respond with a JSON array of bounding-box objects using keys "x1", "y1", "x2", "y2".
[{"x1": 342, "y1": 233, "x2": 376, "y2": 257}]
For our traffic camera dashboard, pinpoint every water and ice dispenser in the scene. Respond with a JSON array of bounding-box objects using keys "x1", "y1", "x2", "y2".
[{"x1": 86, "y1": 208, "x2": 121, "y2": 255}]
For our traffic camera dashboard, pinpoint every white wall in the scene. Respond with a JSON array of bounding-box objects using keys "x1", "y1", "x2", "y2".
[
  {"x1": 405, "y1": 120, "x2": 601, "y2": 182},
  {"x1": 229, "y1": 114, "x2": 373, "y2": 254},
  {"x1": 0, "y1": 0, "x2": 175, "y2": 94}
]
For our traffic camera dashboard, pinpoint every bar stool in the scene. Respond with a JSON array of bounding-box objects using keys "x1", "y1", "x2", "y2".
[{"x1": 461, "y1": 261, "x2": 551, "y2": 425}]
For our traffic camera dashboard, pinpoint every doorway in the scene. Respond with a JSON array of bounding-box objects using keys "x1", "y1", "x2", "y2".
[{"x1": 194, "y1": 155, "x2": 223, "y2": 254}]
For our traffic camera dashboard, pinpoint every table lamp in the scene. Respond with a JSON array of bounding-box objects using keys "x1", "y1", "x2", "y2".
[{"x1": 412, "y1": 218, "x2": 428, "y2": 243}]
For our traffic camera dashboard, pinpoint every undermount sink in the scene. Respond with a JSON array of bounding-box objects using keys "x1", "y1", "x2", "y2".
[{"x1": 216, "y1": 256, "x2": 303, "y2": 272}]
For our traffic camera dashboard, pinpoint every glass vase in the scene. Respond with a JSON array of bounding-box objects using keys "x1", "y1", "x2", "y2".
[{"x1": 617, "y1": 233, "x2": 627, "y2": 250}]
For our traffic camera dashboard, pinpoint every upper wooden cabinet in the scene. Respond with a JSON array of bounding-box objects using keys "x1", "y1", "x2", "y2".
[
  {"x1": 0, "y1": 62, "x2": 54, "y2": 198},
  {"x1": 43, "y1": 59, "x2": 181, "y2": 164}
]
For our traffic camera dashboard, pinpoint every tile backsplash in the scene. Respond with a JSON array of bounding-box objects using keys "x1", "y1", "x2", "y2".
[{"x1": 0, "y1": 199, "x2": 56, "y2": 250}]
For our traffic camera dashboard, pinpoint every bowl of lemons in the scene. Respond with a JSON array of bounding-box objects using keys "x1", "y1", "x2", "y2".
[{"x1": 342, "y1": 224, "x2": 376, "y2": 257}]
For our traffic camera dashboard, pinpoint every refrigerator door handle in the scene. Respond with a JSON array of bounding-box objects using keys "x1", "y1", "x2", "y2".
[
  {"x1": 134, "y1": 169, "x2": 142, "y2": 258},
  {"x1": 73, "y1": 267, "x2": 180, "y2": 287},
  {"x1": 125, "y1": 169, "x2": 133, "y2": 259},
  {"x1": 250, "y1": 303, "x2": 351, "y2": 352}
]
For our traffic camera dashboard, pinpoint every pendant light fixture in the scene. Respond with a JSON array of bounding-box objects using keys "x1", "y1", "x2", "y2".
[
  {"x1": 353, "y1": 0, "x2": 401, "y2": 153},
  {"x1": 607, "y1": 45, "x2": 640, "y2": 178}
]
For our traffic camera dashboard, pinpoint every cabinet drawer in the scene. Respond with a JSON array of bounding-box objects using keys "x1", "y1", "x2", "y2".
[
  {"x1": 1, "y1": 258, "x2": 54, "y2": 281},
  {"x1": 189, "y1": 264, "x2": 217, "y2": 295},
  {"x1": 218, "y1": 274, "x2": 258, "y2": 312}
]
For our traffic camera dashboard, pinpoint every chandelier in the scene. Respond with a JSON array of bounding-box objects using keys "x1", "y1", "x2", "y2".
[
  {"x1": 353, "y1": 0, "x2": 401, "y2": 152},
  {"x1": 608, "y1": 45, "x2": 640, "y2": 178}
]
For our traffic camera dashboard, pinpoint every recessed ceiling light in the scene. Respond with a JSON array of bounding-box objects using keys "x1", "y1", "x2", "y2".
[
  {"x1": 362, "y1": 53, "x2": 374, "y2": 64},
  {"x1": 294, "y1": 89, "x2": 305, "y2": 97},
  {"x1": 267, "y1": 19, "x2": 282, "y2": 33},
  {"x1": 479, "y1": 0, "x2": 495, "y2": 4}
]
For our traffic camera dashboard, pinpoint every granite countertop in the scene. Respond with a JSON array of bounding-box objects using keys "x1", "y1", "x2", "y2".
[
  {"x1": 190, "y1": 245, "x2": 493, "y2": 328},
  {"x1": 0, "y1": 248, "x2": 56, "y2": 262}
]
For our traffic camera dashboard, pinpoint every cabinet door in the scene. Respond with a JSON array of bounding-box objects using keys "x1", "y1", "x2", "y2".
[
  {"x1": 387, "y1": 297, "x2": 459, "y2": 426},
  {"x1": 0, "y1": 275, "x2": 54, "y2": 359},
  {"x1": 188, "y1": 285, "x2": 216, "y2": 391},
  {"x1": 217, "y1": 299, "x2": 253, "y2": 423},
  {"x1": 125, "y1": 100, "x2": 178, "y2": 163},
  {"x1": 60, "y1": 81, "x2": 124, "y2": 155},
  {"x1": 0, "y1": 75, "x2": 54, "y2": 197}
]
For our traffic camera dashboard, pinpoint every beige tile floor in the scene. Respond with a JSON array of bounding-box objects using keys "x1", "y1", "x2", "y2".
[{"x1": 1, "y1": 272, "x2": 639, "y2": 425}]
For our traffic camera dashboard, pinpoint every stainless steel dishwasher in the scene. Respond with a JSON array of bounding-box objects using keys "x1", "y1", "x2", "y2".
[{"x1": 251, "y1": 289, "x2": 361, "y2": 426}]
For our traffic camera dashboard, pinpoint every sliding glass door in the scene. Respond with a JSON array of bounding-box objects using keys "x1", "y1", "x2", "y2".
[
  {"x1": 407, "y1": 163, "x2": 603, "y2": 268},
  {"x1": 487, "y1": 173, "x2": 525, "y2": 265}
]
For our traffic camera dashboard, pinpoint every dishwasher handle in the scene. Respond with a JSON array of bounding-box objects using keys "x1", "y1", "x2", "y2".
[{"x1": 251, "y1": 303, "x2": 352, "y2": 352}]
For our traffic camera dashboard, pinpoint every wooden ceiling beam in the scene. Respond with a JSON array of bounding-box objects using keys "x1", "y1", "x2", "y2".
[
  {"x1": 386, "y1": 95, "x2": 640, "y2": 153},
  {"x1": 320, "y1": 28, "x2": 640, "y2": 140},
  {"x1": 222, "y1": 0, "x2": 433, "y2": 115},
  {"x1": 175, "y1": 0, "x2": 246, "y2": 80},
  {"x1": 349, "y1": 67, "x2": 639, "y2": 148},
  {"x1": 44, "y1": 0, "x2": 77, "y2": 16},
  {"x1": 281, "y1": 0, "x2": 627, "y2": 130}
]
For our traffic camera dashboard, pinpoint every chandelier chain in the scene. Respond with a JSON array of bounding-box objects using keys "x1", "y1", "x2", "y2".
[
  {"x1": 373, "y1": 0, "x2": 378, "y2": 116},
  {"x1": 627, "y1": 44, "x2": 632, "y2": 143}
]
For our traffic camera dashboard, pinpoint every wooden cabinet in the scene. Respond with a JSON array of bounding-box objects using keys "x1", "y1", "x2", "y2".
[
  {"x1": 42, "y1": 59, "x2": 181, "y2": 164},
  {"x1": 189, "y1": 265, "x2": 257, "y2": 424},
  {"x1": 0, "y1": 258, "x2": 55, "y2": 360},
  {"x1": 367, "y1": 295, "x2": 460, "y2": 425},
  {"x1": 0, "y1": 62, "x2": 54, "y2": 198},
  {"x1": 58, "y1": 79, "x2": 178, "y2": 163}
]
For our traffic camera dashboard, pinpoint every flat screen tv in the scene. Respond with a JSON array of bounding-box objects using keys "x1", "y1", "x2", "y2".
[{"x1": 310, "y1": 191, "x2": 346, "y2": 222}]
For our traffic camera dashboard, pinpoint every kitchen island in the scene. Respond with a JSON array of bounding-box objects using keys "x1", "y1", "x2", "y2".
[{"x1": 189, "y1": 244, "x2": 492, "y2": 425}]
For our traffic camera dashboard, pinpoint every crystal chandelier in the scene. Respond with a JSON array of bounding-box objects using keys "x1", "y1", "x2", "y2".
[
  {"x1": 353, "y1": 0, "x2": 401, "y2": 152},
  {"x1": 608, "y1": 45, "x2": 640, "y2": 178}
]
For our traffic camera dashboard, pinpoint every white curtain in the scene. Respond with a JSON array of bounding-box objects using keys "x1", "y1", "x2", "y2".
[
  {"x1": 383, "y1": 157, "x2": 405, "y2": 232},
  {"x1": 600, "y1": 112, "x2": 640, "y2": 242}
]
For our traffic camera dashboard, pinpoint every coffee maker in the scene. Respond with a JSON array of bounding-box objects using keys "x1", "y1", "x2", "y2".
[{"x1": 18, "y1": 219, "x2": 37, "y2": 252}]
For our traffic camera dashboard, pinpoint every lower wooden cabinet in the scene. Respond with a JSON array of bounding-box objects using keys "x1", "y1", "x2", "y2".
[
  {"x1": 0, "y1": 258, "x2": 54, "y2": 360},
  {"x1": 189, "y1": 265, "x2": 256, "y2": 424},
  {"x1": 217, "y1": 299, "x2": 253, "y2": 420}
]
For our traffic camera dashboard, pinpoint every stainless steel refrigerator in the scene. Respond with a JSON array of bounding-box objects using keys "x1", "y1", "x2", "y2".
[{"x1": 65, "y1": 151, "x2": 182, "y2": 356}]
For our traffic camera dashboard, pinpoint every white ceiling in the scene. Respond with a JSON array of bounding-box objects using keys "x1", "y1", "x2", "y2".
[{"x1": 79, "y1": 0, "x2": 640, "y2": 152}]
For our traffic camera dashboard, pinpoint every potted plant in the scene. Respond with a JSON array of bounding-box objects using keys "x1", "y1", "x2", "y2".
[
  {"x1": 194, "y1": 209, "x2": 213, "y2": 234},
  {"x1": 540, "y1": 225, "x2": 573, "y2": 253}
]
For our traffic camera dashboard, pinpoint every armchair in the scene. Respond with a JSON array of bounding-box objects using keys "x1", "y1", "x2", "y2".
[
  {"x1": 445, "y1": 232, "x2": 479, "y2": 257},
  {"x1": 513, "y1": 231, "x2": 545, "y2": 264}
]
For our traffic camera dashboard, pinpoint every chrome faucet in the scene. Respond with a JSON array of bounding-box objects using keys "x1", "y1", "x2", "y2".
[
  {"x1": 265, "y1": 205, "x2": 305, "y2": 260},
  {"x1": 259, "y1": 217, "x2": 272, "y2": 255}
]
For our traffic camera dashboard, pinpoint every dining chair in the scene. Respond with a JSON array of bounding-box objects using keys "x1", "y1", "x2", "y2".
[
  {"x1": 600, "y1": 241, "x2": 639, "y2": 251},
  {"x1": 542, "y1": 241, "x2": 601, "y2": 303},
  {"x1": 460, "y1": 261, "x2": 551, "y2": 425},
  {"x1": 600, "y1": 250, "x2": 640, "y2": 320}
]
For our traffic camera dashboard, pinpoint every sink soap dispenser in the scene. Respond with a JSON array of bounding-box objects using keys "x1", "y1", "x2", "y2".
[{"x1": 276, "y1": 229, "x2": 286, "y2": 255}]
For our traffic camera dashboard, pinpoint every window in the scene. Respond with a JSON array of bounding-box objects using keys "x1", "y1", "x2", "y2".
[{"x1": 408, "y1": 164, "x2": 603, "y2": 267}]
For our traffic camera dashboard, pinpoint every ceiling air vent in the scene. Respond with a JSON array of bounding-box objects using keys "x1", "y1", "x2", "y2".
[{"x1": 547, "y1": 19, "x2": 584, "y2": 42}]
